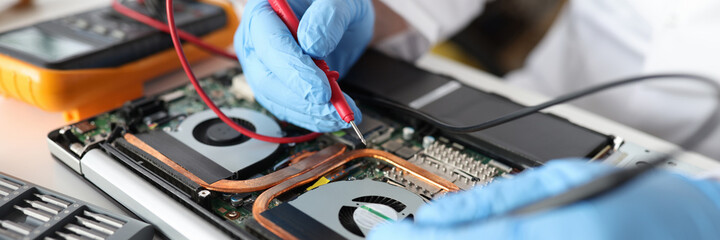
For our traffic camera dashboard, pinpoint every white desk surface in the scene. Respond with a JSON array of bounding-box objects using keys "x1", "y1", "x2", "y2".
[{"x1": 2, "y1": 0, "x2": 719, "y2": 219}]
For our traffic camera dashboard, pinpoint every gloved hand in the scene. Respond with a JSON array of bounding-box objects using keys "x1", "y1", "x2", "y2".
[
  {"x1": 369, "y1": 160, "x2": 720, "y2": 240},
  {"x1": 234, "y1": 0, "x2": 374, "y2": 132}
]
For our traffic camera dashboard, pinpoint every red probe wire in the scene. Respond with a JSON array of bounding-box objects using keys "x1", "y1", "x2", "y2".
[
  {"x1": 162, "y1": 0, "x2": 322, "y2": 143},
  {"x1": 111, "y1": 0, "x2": 238, "y2": 60},
  {"x1": 114, "y1": 0, "x2": 355, "y2": 143}
]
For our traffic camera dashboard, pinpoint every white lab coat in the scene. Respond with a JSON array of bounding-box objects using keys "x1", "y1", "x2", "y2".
[{"x1": 377, "y1": 0, "x2": 720, "y2": 160}]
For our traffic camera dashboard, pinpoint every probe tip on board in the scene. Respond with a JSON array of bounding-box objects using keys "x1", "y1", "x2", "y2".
[{"x1": 349, "y1": 121, "x2": 366, "y2": 146}]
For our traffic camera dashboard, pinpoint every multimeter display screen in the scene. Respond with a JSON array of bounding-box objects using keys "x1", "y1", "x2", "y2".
[{"x1": 0, "y1": 27, "x2": 93, "y2": 62}]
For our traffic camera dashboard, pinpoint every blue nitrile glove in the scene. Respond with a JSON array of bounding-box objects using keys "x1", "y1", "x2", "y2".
[
  {"x1": 234, "y1": 0, "x2": 374, "y2": 132},
  {"x1": 369, "y1": 160, "x2": 720, "y2": 240}
]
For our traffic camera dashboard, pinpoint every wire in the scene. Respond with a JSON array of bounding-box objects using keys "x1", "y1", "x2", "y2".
[
  {"x1": 163, "y1": 0, "x2": 322, "y2": 143},
  {"x1": 355, "y1": 74, "x2": 719, "y2": 136},
  {"x1": 112, "y1": 0, "x2": 321, "y2": 143},
  {"x1": 111, "y1": 0, "x2": 238, "y2": 60}
]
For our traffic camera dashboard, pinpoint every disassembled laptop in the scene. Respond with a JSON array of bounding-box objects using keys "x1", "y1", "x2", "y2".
[{"x1": 47, "y1": 52, "x2": 655, "y2": 239}]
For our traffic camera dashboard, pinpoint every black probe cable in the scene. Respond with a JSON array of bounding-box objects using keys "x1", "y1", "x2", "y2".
[
  {"x1": 354, "y1": 73, "x2": 720, "y2": 216},
  {"x1": 355, "y1": 74, "x2": 719, "y2": 135}
]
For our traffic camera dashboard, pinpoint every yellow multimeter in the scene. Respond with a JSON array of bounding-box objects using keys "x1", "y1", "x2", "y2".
[{"x1": 0, "y1": 0, "x2": 238, "y2": 122}]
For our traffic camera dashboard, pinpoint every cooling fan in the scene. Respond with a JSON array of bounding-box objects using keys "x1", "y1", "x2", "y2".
[
  {"x1": 338, "y1": 195, "x2": 409, "y2": 237},
  {"x1": 166, "y1": 108, "x2": 282, "y2": 177},
  {"x1": 282, "y1": 180, "x2": 426, "y2": 239}
]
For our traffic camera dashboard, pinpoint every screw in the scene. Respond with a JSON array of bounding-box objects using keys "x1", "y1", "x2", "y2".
[{"x1": 198, "y1": 190, "x2": 211, "y2": 198}]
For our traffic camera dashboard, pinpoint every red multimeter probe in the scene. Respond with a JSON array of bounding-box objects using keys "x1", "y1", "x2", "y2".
[{"x1": 267, "y1": 0, "x2": 366, "y2": 145}]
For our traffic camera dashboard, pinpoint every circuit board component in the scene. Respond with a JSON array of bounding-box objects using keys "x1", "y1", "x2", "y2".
[
  {"x1": 383, "y1": 168, "x2": 443, "y2": 199},
  {"x1": 408, "y1": 141, "x2": 509, "y2": 190}
]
